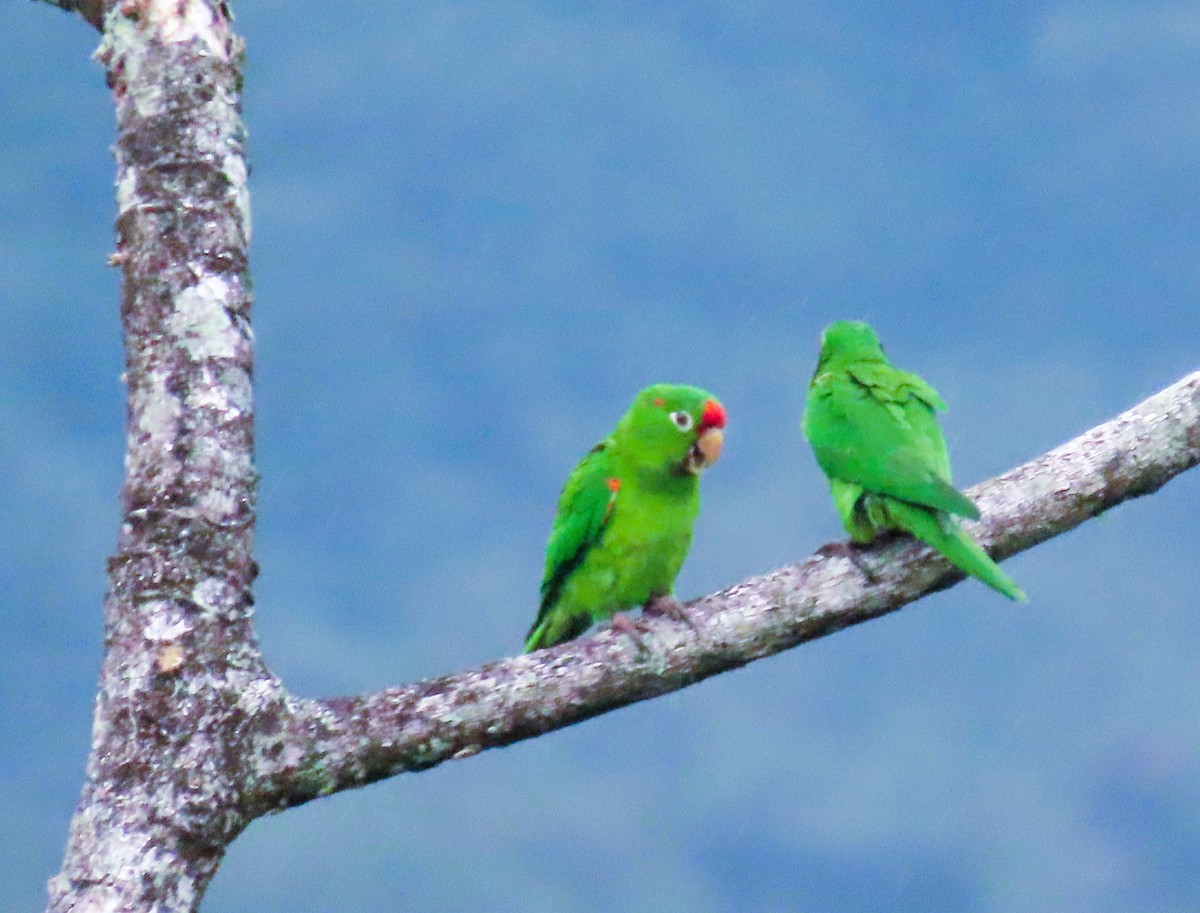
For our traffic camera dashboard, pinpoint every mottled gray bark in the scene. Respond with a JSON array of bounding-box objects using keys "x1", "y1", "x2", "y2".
[
  {"x1": 45, "y1": 2, "x2": 275, "y2": 912},
  {"x1": 38, "y1": 2, "x2": 1200, "y2": 912}
]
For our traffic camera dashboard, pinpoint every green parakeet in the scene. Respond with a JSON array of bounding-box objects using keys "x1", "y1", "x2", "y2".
[
  {"x1": 525, "y1": 384, "x2": 727, "y2": 652},
  {"x1": 802, "y1": 320, "x2": 1026, "y2": 601}
]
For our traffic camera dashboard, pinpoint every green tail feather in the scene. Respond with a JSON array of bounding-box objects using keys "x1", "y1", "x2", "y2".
[
  {"x1": 888, "y1": 501, "x2": 1027, "y2": 602},
  {"x1": 525, "y1": 607, "x2": 592, "y2": 652}
]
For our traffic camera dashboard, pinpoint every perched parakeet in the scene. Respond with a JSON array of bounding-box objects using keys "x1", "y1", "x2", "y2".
[
  {"x1": 525, "y1": 384, "x2": 727, "y2": 652},
  {"x1": 802, "y1": 320, "x2": 1025, "y2": 601}
]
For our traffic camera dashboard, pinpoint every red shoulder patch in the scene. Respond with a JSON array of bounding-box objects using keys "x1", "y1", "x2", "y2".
[{"x1": 602, "y1": 477, "x2": 621, "y2": 523}]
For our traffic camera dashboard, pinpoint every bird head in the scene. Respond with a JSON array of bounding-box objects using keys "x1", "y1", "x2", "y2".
[
  {"x1": 814, "y1": 320, "x2": 888, "y2": 374},
  {"x1": 620, "y1": 384, "x2": 727, "y2": 475}
]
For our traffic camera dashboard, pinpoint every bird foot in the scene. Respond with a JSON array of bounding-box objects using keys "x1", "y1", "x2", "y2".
[
  {"x1": 817, "y1": 540, "x2": 880, "y2": 583},
  {"x1": 642, "y1": 595, "x2": 698, "y2": 632},
  {"x1": 608, "y1": 612, "x2": 650, "y2": 651}
]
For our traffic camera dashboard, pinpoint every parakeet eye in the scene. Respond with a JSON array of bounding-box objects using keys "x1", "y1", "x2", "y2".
[{"x1": 670, "y1": 410, "x2": 694, "y2": 432}]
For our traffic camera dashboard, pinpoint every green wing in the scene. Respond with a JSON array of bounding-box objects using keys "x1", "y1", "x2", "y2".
[
  {"x1": 525, "y1": 441, "x2": 619, "y2": 649},
  {"x1": 849, "y1": 362, "x2": 949, "y2": 470},
  {"x1": 807, "y1": 364, "x2": 979, "y2": 520}
]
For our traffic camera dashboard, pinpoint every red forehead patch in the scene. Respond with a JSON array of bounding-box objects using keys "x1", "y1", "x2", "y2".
[
  {"x1": 652, "y1": 397, "x2": 665, "y2": 407},
  {"x1": 700, "y1": 399, "x2": 727, "y2": 430},
  {"x1": 606, "y1": 477, "x2": 621, "y2": 492}
]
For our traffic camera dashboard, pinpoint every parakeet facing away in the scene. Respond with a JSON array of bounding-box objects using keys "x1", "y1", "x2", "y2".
[
  {"x1": 802, "y1": 320, "x2": 1026, "y2": 601},
  {"x1": 525, "y1": 384, "x2": 727, "y2": 652}
]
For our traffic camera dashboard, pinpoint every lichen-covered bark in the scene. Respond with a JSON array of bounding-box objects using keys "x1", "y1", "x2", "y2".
[
  {"x1": 251, "y1": 372, "x2": 1200, "y2": 813},
  {"x1": 46, "y1": 3, "x2": 281, "y2": 912}
]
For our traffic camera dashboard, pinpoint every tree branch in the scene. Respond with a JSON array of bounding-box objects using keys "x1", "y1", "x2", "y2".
[
  {"x1": 36, "y1": 0, "x2": 106, "y2": 32},
  {"x1": 247, "y1": 371, "x2": 1200, "y2": 814}
]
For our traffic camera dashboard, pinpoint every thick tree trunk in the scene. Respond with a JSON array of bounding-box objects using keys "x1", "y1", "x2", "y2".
[{"x1": 45, "y1": 3, "x2": 275, "y2": 911}]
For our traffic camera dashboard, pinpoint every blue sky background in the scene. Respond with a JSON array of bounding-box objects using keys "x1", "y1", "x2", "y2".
[{"x1": 4, "y1": 2, "x2": 1199, "y2": 911}]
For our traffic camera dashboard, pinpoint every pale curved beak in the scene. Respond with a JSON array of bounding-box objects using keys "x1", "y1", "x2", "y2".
[
  {"x1": 684, "y1": 426, "x2": 724, "y2": 473},
  {"x1": 696, "y1": 427, "x2": 724, "y2": 465}
]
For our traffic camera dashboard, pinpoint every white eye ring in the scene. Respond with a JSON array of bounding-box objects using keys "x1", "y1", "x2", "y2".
[{"x1": 670, "y1": 410, "x2": 694, "y2": 432}]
